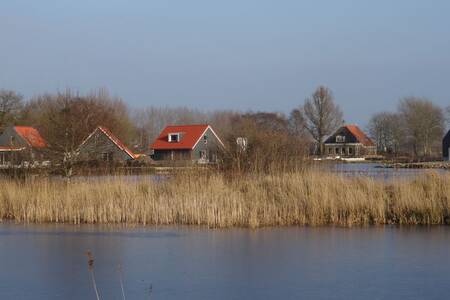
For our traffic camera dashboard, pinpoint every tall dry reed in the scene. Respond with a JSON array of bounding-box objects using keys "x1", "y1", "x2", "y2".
[{"x1": 0, "y1": 171, "x2": 449, "y2": 227}]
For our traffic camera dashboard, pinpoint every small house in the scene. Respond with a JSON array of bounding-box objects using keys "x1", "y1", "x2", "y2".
[
  {"x1": 150, "y1": 124, "x2": 224, "y2": 163},
  {"x1": 324, "y1": 125, "x2": 376, "y2": 158},
  {"x1": 0, "y1": 126, "x2": 48, "y2": 166},
  {"x1": 77, "y1": 126, "x2": 136, "y2": 163},
  {"x1": 443, "y1": 130, "x2": 450, "y2": 161}
]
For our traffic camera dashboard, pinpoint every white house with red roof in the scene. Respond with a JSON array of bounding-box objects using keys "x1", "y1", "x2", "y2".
[
  {"x1": 324, "y1": 125, "x2": 376, "y2": 158},
  {"x1": 0, "y1": 126, "x2": 48, "y2": 166},
  {"x1": 77, "y1": 126, "x2": 138, "y2": 163},
  {"x1": 150, "y1": 124, "x2": 224, "y2": 163}
]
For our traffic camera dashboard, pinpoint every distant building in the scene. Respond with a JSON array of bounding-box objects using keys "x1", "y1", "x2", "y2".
[
  {"x1": 77, "y1": 126, "x2": 136, "y2": 163},
  {"x1": 324, "y1": 125, "x2": 376, "y2": 158},
  {"x1": 443, "y1": 130, "x2": 450, "y2": 161},
  {"x1": 150, "y1": 124, "x2": 224, "y2": 163},
  {"x1": 0, "y1": 126, "x2": 48, "y2": 166}
]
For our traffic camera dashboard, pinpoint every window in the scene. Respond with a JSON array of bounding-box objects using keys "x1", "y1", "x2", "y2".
[
  {"x1": 199, "y1": 150, "x2": 207, "y2": 159},
  {"x1": 335, "y1": 148, "x2": 340, "y2": 155},
  {"x1": 203, "y1": 135, "x2": 208, "y2": 144},
  {"x1": 101, "y1": 152, "x2": 113, "y2": 161},
  {"x1": 168, "y1": 133, "x2": 180, "y2": 142},
  {"x1": 328, "y1": 148, "x2": 332, "y2": 154},
  {"x1": 336, "y1": 135, "x2": 346, "y2": 143},
  {"x1": 10, "y1": 136, "x2": 16, "y2": 145},
  {"x1": 348, "y1": 147, "x2": 353, "y2": 155}
]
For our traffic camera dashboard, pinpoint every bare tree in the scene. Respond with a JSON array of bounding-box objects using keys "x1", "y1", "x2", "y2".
[
  {"x1": 399, "y1": 97, "x2": 445, "y2": 158},
  {"x1": 222, "y1": 112, "x2": 308, "y2": 173},
  {"x1": 21, "y1": 89, "x2": 135, "y2": 176},
  {"x1": 0, "y1": 89, "x2": 23, "y2": 131},
  {"x1": 446, "y1": 106, "x2": 450, "y2": 127},
  {"x1": 368, "y1": 112, "x2": 405, "y2": 155},
  {"x1": 288, "y1": 108, "x2": 306, "y2": 137},
  {"x1": 302, "y1": 86, "x2": 343, "y2": 155}
]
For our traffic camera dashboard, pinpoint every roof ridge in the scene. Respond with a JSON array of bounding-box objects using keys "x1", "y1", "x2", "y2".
[
  {"x1": 97, "y1": 126, "x2": 136, "y2": 159},
  {"x1": 165, "y1": 124, "x2": 209, "y2": 128}
]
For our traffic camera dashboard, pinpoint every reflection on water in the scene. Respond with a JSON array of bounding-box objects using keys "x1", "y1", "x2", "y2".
[{"x1": 0, "y1": 224, "x2": 449, "y2": 300}]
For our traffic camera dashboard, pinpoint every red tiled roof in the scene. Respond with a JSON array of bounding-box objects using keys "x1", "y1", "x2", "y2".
[
  {"x1": 151, "y1": 124, "x2": 211, "y2": 150},
  {"x1": 345, "y1": 125, "x2": 375, "y2": 147},
  {"x1": 14, "y1": 126, "x2": 47, "y2": 148},
  {"x1": 97, "y1": 126, "x2": 136, "y2": 159}
]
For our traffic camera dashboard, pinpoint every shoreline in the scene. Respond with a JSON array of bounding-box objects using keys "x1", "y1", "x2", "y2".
[{"x1": 379, "y1": 161, "x2": 450, "y2": 169}]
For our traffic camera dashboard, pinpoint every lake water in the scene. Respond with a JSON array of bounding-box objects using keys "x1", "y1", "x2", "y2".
[
  {"x1": 323, "y1": 162, "x2": 448, "y2": 180},
  {"x1": 0, "y1": 224, "x2": 449, "y2": 300}
]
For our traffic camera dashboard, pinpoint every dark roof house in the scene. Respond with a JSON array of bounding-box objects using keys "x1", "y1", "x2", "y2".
[
  {"x1": 150, "y1": 124, "x2": 224, "y2": 163},
  {"x1": 324, "y1": 125, "x2": 376, "y2": 158},
  {"x1": 77, "y1": 126, "x2": 136, "y2": 163},
  {"x1": 443, "y1": 130, "x2": 450, "y2": 160}
]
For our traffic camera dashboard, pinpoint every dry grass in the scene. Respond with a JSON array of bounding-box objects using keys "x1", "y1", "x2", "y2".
[{"x1": 0, "y1": 171, "x2": 449, "y2": 227}]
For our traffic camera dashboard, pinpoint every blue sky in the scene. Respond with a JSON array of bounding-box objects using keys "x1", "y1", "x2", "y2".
[{"x1": 1, "y1": 0, "x2": 449, "y2": 126}]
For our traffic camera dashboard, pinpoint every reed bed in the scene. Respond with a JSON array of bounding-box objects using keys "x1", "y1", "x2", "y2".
[{"x1": 0, "y1": 171, "x2": 449, "y2": 227}]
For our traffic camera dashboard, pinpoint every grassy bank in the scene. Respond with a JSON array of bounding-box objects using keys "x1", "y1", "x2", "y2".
[{"x1": 0, "y1": 171, "x2": 449, "y2": 227}]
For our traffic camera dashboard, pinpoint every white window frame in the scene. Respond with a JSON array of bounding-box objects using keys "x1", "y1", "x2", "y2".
[
  {"x1": 336, "y1": 135, "x2": 346, "y2": 143},
  {"x1": 168, "y1": 133, "x2": 180, "y2": 143}
]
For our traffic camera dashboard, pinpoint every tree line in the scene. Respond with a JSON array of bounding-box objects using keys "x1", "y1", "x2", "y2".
[
  {"x1": 1, "y1": 86, "x2": 449, "y2": 170},
  {"x1": 368, "y1": 98, "x2": 449, "y2": 158}
]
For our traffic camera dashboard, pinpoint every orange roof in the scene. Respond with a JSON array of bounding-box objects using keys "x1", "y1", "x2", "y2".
[
  {"x1": 14, "y1": 126, "x2": 47, "y2": 148},
  {"x1": 151, "y1": 124, "x2": 213, "y2": 150},
  {"x1": 97, "y1": 126, "x2": 136, "y2": 159},
  {"x1": 345, "y1": 125, "x2": 375, "y2": 147}
]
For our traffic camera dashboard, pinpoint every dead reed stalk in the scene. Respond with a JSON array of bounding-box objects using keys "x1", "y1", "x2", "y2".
[
  {"x1": 0, "y1": 171, "x2": 449, "y2": 227},
  {"x1": 86, "y1": 250, "x2": 101, "y2": 300}
]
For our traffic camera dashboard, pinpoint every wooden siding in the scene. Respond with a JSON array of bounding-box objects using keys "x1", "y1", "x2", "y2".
[
  {"x1": 191, "y1": 127, "x2": 222, "y2": 162},
  {"x1": 77, "y1": 130, "x2": 133, "y2": 163},
  {"x1": 152, "y1": 149, "x2": 192, "y2": 161},
  {"x1": 0, "y1": 127, "x2": 28, "y2": 148}
]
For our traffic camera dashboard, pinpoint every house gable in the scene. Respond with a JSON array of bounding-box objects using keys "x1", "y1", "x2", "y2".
[
  {"x1": 191, "y1": 127, "x2": 225, "y2": 161},
  {"x1": 77, "y1": 126, "x2": 135, "y2": 162},
  {"x1": 325, "y1": 127, "x2": 359, "y2": 144},
  {"x1": 0, "y1": 127, "x2": 27, "y2": 147},
  {"x1": 325, "y1": 125, "x2": 374, "y2": 147}
]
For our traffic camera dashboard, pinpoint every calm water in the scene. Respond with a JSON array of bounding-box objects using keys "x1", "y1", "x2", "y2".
[
  {"x1": 0, "y1": 224, "x2": 449, "y2": 300},
  {"x1": 325, "y1": 162, "x2": 448, "y2": 180},
  {"x1": 73, "y1": 163, "x2": 449, "y2": 182}
]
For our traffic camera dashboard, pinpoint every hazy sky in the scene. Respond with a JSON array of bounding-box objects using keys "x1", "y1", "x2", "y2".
[{"x1": 1, "y1": 0, "x2": 449, "y2": 126}]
